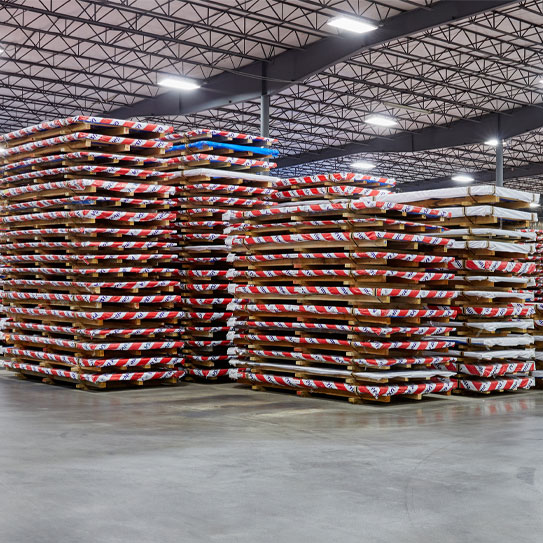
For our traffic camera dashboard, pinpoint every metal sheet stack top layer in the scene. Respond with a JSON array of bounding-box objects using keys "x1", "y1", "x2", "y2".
[
  {"x1": 0, "y1": 116, "x2": 187, "y2": 390},
  {"x1": 154, "y1": 129, "x2": 280, "y2": 380},
  {"x1": 383, "y1": 185, "x2": 538, "y2": 395},
  {"x1": 226, "y1": 186, "x2": 460, "y2": 404}
]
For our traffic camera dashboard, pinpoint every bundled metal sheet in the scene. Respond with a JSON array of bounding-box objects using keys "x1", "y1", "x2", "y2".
[{"x1": 0, "y1": 116, "x2": 186, "y2": 390}]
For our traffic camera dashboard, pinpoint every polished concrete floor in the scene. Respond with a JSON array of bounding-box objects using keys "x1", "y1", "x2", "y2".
[{"x1": 0, "y1": 371, "x2": 542, "y2": 543}]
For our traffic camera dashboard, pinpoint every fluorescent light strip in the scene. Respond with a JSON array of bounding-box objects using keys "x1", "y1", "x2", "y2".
[
  {"x1": 159, "y1": 76, "x2": 200, "y2": 90},
  {"x1": 452, "y1": 174, "x2": 474, "y2": 182},
  {"x1": 328, "y1": 16, "x2": 377, "y2": 34},
  {"x1": 365, "y1": 115, "x2": 397, "y2": 127},
  {"x1": 351, "y1": 161, "x2": 376, "y2": 170}
]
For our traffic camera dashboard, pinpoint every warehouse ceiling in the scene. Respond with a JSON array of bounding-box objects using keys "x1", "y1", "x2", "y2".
[{"x1": 1, "y1": 0, "x2": 543, "y2": 189}]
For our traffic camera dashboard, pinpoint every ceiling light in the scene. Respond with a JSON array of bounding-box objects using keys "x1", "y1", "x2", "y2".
[
  {"x1": 485, "y1": 138, "x2": 499, "y2": 146},
  {"x1": 327, "y1": 16, "x2": 378, "y2": 34},
  {"x1": 452, "y1": 174, "x2": 474, "y2": 183},
  {"x1": 159, "y1": 76, "x2": 200, "y2": 91},
  {"x1": 365, "y1": 115, "x2": 397, "y2": 127},
  {"x1": 351, "y1": 161, "x2": 376, "y2": 170}
]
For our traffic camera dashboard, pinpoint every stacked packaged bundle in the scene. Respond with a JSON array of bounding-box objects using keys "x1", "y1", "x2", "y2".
[
  {"x1": 383, "y1": 185, "x2": 538, "y2": 395},
  {"x1": 0, "y1": 116, "x2": 187, "y2": 390},
  {"x1": 155, "y1": 129, "x2": 280, "y2": 380},
  {"x1": 226, "y1": 193, "x2": 459, "y2": 403},
  {"x1": 533, "y1": 305, "x2": 543, "y2": 387},
  {"x1": 524, "y1": 229, "x2": 543, "y2": 302}
]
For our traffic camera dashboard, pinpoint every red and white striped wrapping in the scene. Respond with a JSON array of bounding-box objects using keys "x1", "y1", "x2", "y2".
[
  {"x1": 462, "y1": 306, "x2": 535, "y2": 317},
  {"x1": 0, "y1": 254, "x2": 173, "y2": 263},
  {"x1": 234, "y1": 251, "x2": 455, "y2": 264},
  {"x1": 0, "y1": 266, "x2": 178, "y2": 275},
  {"x1": 231, "y1": 371, "x2": 455, "y2": 399},
  {"x1": 176, "y1": 183, "x2": 275, "y2": 196},
  {"x1": 182, "y1": 270, "x2": 229, "y2": 278},
  {"x1": 0, "y1": 228, "x2": 174, "y2": 240},
  {"x1": 182, "y1": 298, "x2": 233, "y2": 306},
  {"x1": 1, "y1": 179, "x2": 175, "y2": 198},
  {"x1": 0, "y1": 165, "x2": 175, "y2": 184},
  {"x1": 184, "y1": 355, "x2": 229, "y2": 363},
  {"x1": 180, "y1": 221, "x2": 228, "y2": 229},
  {"x1": 8, "y1": 322, "x2": 185, "y2": 337},
  {"x1": 176, "y1": 233, "x2": 228, "y2": 242},
  {"x1": 2, "y1": 197, "x2": 172, "y2": 213},
  {"x1": 454, "y1": 362, "x2": 535, "y2": 377},
  {"x1": 0, "y1": 152, "x2": 166, "y2": 174},
  {"x1": 271, "y1": 186, "x2": 391, "y2": 200},
  {"x1": 238, "y1": 321, "x2": 454, "y2": 335},
  {"x1": 0, "y1": 209, "x2": 175, "y2": 224},
  {"x1": 185, "y1": 326, "x2": 230, "y2": 333},
  {"x1": 1, "y1": 292, "x2": 183, "y2": 304},
  {"x1": 271, "y1": 172, "x2": 395, "y2": 188},
  {"x1": 187, "y1": 368, "x2": 230, "y2": 378},
  {"x1": 231, "y1": 285, "x2": 457, "y2": 299},
  {"x1": 227, "y1": 199, "x2": 450, "y2": 220},
  {"x1": 458, "y1": 377, "x2": 535, "y2": 392},
  {"x1": 3, "y1": 361, "x2": 185, "y2": 384},
  {"x1": 176, "y1": 196, "x2": 272, "y2": 207},
  {"x1": 231, "y1": 347, "x2": 457, "y2": 368},
  {"x1": 4, "y1": 347, "x2": 183, "y2": 368},
  {"x1": 185, "y1": 340, "x2": 231, "y2": 347},
  {"x1": 235, "y1": 334, "x2": 454, "y2": 350},
  {"x1": 229, "y1": 269, "x2": 454, "y2": 281},
  {"x1": 165, "y1": 153, "x2": 276, "y2": 169},
  {"x1": 230, "y1": 361, "x2": 456, "y2": 382},
  {"x1": 235, "y1": 303, "x2": 457, "y2": 318},
  {"x1": 229, "y1": 217, "x2": 444, "y2": 233},
  {"x1": 182, "y1": 284, "x2": 229, "y2": 292},
  {"x1": 161, "y1": 128, "x2": 277, "y2": 144},
  {"x1": 230, "y1": 231, "x2": 454, "y2": 248},
  {"x1": 0, "y1": 116, "x2": 173, "y2": 142},
  {"x1": 3, "y1": 133, "x2": 172, "y2": 156},
  {"x1": 1, "y1": 279, "x2": 180, "y2": 289},
  {"x1": 452, "y1": 260, "x2": 536, "y2": 274},
  {"x1": 4, "y1": 307, "x2": 186, "y2": 320},
  {"x1": 6, "y1": 335, "x2": 184, "y2": 352},
  {"x1": 1, "y1": 241, "x2": 175, "y2": 250}
]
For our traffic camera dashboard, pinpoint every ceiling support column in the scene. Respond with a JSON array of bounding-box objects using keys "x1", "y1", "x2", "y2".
[{"x1": 496, "y1": 139, "x2": 504, "y2": 187}]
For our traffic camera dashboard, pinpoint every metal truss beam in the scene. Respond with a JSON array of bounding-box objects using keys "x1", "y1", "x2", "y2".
[
  {"x1": 278, "y1": 102, "x2": 543, "y2": 168},
  {"x1": 110, "y1": 0, "x2": 518, "y2": 118},
  {"x1": 397, "y1": 161, "x2": 543, "y2": 192}
]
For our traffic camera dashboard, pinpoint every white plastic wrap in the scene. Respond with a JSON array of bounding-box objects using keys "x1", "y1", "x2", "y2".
[
  {"x1": 446, "y1": 319, "x2": 534, "y2": 332},
  {"x1": 438, "y1": 334, "x2": 534, "y2": 347},
  {"x1": 444, "y1": 228, "x2": 537, "y2": 240},
  {"x1": 461, "y1": 291, "x2": 534, "y2": 300},
  {"x1": 451, "y1": 240, "x2": 534, "y2": 254},
  {"x1": 442, "y1": 205, "x2": 536, "y2": 222},
  {"x1": 460, "y1": 276, "x2": 532, "y2": 284},
  {"x1": 382, "y1": 185, "x2": 539, "y2": 204},
  {"x1": 183, "y1": 244, "x2": 229, "y2": 252},
  {"x1": 174, "y1": 168, "x2": 278, "y2": 182},
  {"x1": 460, "y1": 348, "x2": 535, "y2": 361}
]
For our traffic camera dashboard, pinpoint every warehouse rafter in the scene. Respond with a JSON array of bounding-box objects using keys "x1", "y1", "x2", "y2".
[{"x1": 2, "y1": 0, "x2": 543, "y2": 188}]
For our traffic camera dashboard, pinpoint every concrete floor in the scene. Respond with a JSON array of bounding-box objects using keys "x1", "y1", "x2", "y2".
[{"x1": 0, "y1": 373, "x2": 542, "y2": 543}]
